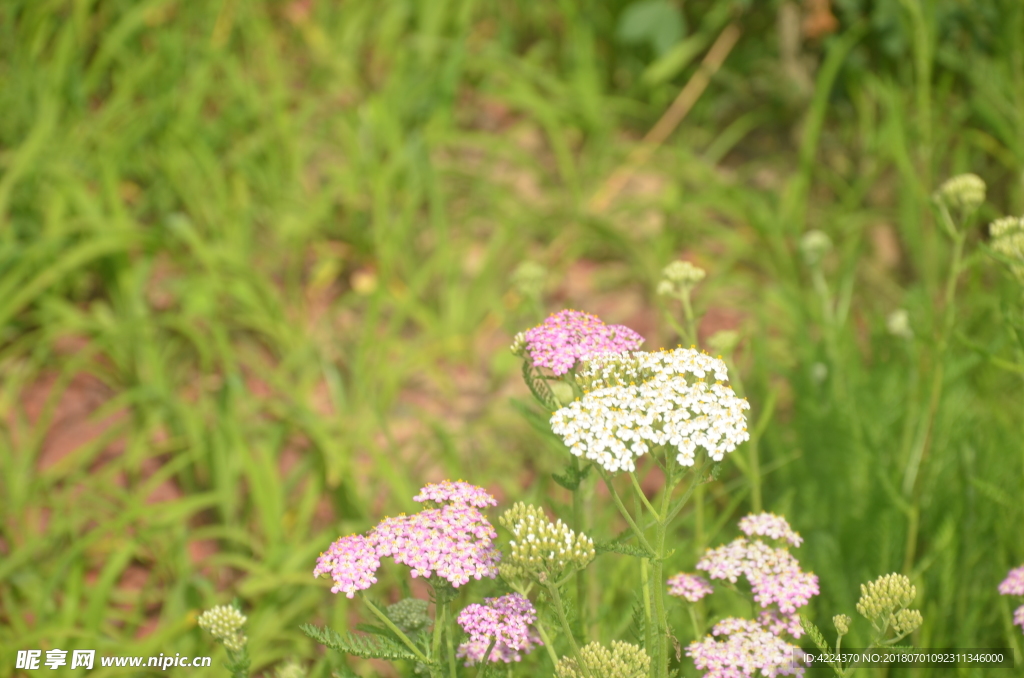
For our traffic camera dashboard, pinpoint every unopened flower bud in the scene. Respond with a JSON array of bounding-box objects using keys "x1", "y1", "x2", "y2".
[
  {"x1": 800, "y1": 230, "x2": 832, "y2": 268},
  {"x1": 886, "y1": 309, "x2": 913, "y2": 340},
  {"x1": 198, "y1": 604, "x2": 248, "y2": 652},
  {"x1": 510, "y1": 331, "x2": 527, "y2": 357},
  {"x1": 555, "y1": 640, "x2": 650, "y2": 678},
  {"x1": 511, "y1": 261, "x2": 546, "y2": 300},
  {"x1": 893, "y1": 608, "x2": 923, "y2": 636},
  {"x1": 990, "y1": 216, "x2": 1024, "y2": 282},
  {"x1": 707, "y1": 330, "x2": 740, "y2": 356},
  {"x1": 659, "y1": 261, "x2": 706, "y2": 298},
  {"x1": 833, "y1": 614, "x2": 851, "y2": 635},
  {"x1": 936, "y1": 173, "x2": 986, "y2": 213},
  {"x1": 856, "y1": 573, "x2": 916, "y2": 622},
  {"x1": 500, "y1": 503, "x2": 595, "y2": 581}
]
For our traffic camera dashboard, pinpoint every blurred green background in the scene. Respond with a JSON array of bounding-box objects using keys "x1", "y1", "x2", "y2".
[{"x1": 1, "y1": 0, "x2": 1022, "y2": 675}]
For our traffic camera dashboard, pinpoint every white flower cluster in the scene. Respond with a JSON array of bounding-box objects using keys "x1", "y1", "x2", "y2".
[{"x1": 549, "y1": 348, "x2": 749, "y2": 473}]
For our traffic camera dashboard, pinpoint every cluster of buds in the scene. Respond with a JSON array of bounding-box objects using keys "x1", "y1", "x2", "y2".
[
  {"x1": 386, "y1": 598, "x2": 432, "y2": 635},
  {"x1": 656, "y1": 260, "x2": 706, "y2": 299},
  {"x1": 856, "y1": 573, "x2": 923, "y2": 637},
  {"x1": 989, "y1": 216, "x2": 1024, "y2": 282},
  {"x1": 499, "y1": 502, "x2": 595, "y2": 583},
  {"x1": 935, "y1": 173, "x2": 986, "y2": 213},
  {"x1": 555, "y1": 640, "x2": 650, "y2": 678},
  {"x1": 799, "y1": 230, "x2": 832, "y2": 268},
  {"x1": 198, "y1": 605, "x2": 248, "y2": 652},
  {"x1": 832, "y1": 614, "x2": 851, "y2": 636}
]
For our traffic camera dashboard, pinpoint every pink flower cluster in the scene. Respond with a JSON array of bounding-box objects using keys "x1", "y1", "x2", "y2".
[
  {"x1": 314, "y1": 481, "x2": 500, "y2": 598},
  {"x1": 456, "y1": 593, "x2": 542, "y2": 665},
  {"x1": 668, "y1": 573, "x2": 714, "y2": 602},
  {"x1": 373, "y1": 505, "x2": 500, "y2": 586},
  {"x1": 999, "y1": 564, "x2": 1024, "y2": 632},
  {"x1": 687, "y1": 618, "x2": 805, "y2": 678},
  {"x1": 693, "y1": 514, "x2": 818, "y2": 639},
  {"x1": 414, "y1": 479, "x2": 499, "y2": 509},
  {"x1": 739, "y1": 513, "x2": 804, "y2": 547},
  {"x1": 522, "y1": 309, "x2": 644, "y2": 376}
]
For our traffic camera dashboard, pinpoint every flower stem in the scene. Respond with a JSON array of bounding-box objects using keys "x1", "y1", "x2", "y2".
[
  {"x1": 534, "y1": 618, "x2": 561, "y2": 668},
  {"x1": 363, "y1": 598, "x2": 431, "y2": 664},
  {"x1": 443, "y1": 603, "x2": 458, "y2": 678},
  {"x1": 599, "y1": 469, "x2": 656, "y2": 554},
  {"x1": 544, "y1": 581, "x2": 594, "y2": 678},
  {"x1": 629, "y1": 471, "x2": 660, "y2": 520}
]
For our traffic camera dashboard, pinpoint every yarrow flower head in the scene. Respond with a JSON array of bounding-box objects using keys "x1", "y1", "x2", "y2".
[
  {"x1": 371, "y1": 505, "x2": 500, "y2": 588},
  {"x1": 936, "y1": 173, "x2": 986, "y2": 213},
  {"x1": 998, "y1": 565, "x2": 1024, "y2": 633},
  {"x1": 989, "y1": 216, "x2": 1024, "y2": 282},
  {"x1": 856, "y1": 573, "x2": 922, "y2": 636},
  {"x1": 314, "y1": 534, "x2": 381, "y2": 598},
  {"x1": 499, "y1": 502, "x2": 595, "y2": 583},
  {"x1": 414, "y1": 480, "x2": 499, "y2": 509},
  {"x1": 315, "y1": 482, "x2": 500, "y2": 595},
  {"x1": 686, "y1": 617, "x2": 806, "y2": 678},
  {"x1": 800, "y1": 230, "x2": 832, "y2": 268},
  {"x1": 555, "y1": 640, "x2": 650, "y2": 678},
  {"x1": 695, "y1": 513, "x2": 818, "y2": 638},
  {"x1": 456, "y1": 593, "x2": 542, "y2": 665},
  {"x1": 999, "y1": 565, "x2": 1024, "y2": 596},
  {"x1": 198, "y1": 605, "x2": 248, "y2": 652},
  {"x1": 522, "y1": 310, "x2": 644, "y2": 376},
  {"x1": 667, "y1": 573, "x2": 714, "y2": 602},
  {"x1": 386, "y1": 598, "x2": 432, "y2": 635},
  {"x1": 550, "y1": 348, "x2": 750, "y2": 473},
  {"x1": 657, "y1": 260, "x2": 706, "y2": 298},
  {"x1": 739, "y1": 512, "x2": 804, "y2": 547}
]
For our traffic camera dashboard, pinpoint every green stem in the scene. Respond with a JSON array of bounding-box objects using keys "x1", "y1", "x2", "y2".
[
  {"x1": 534, "y1": 618, "x2": 562, "y2": 668},
  {"x1": 901, "y1": 225, "x2": 966, "y2": 573},
  {"x1": 663, "y1": 460, "x2": 711, "y2": 526},
  {"x1": 545, "y1": 581, "x2": 594, "y2": 678},
  {"x1": 649, "y1": 477, "x2": 674, "y2": 678},
  {"x1": 629, "y1": 471, "x2": 660, "y2": 520},
  {"x1": 641, "y1": 558, "x2": 655, "y2": 672},
  {"x1": 680, "y1": 289, "x2": 698, "y2": 346},
  {"x1": 364, "y1": 598, "x2": 431, "y2": 664},
  {"x1": 599, "y1": 469, "x2": 656, "y2": 554},
  {"x1": 444, "y1": 603, "x2": 458, "y2": 678},
  {"x1": 571, "y1": 456, "x2": 589, "y2": 642}
]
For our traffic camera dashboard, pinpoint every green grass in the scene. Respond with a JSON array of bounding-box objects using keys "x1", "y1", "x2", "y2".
[{"x1": 1, "y1": 0, "x2": 1023, "y2": 676}]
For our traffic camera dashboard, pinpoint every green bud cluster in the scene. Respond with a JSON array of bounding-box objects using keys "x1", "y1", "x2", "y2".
[
  {"x1": 990, "y1": 216, "x2": 1024, "y2": 282},
  {"x1": 657, "y1": 261, "x2": 706, "y2": 298},
  {"x1": 800, "y1": 230, "x2": 833, "y2": 268},
  {"x1": 892, "y1": 608, "x2": 924, "y2": 636},
  {"x1": 833, "y1": 614, "x2": 851, "y2": 636},
  {"x1": 500, "y1": 503, "x2": 595, "y2": 582},
  {"x1": 386, "y1": 598, "x2": 432, "y2": 634},
  {"x1": 198, "y1": 605, "x2": 248, "y2": 652},
  {"x1": 856, "y1": 573, "x2": 920, "y2": 633},
  {"x1": 555, "y1": 640, "x2": 650, "y2": 678},
  {"x1": 274, "y1": 660, "x2": 305, "y2": 678},
  {"x1": 511, "y1": 260, "x2": 547, "y2": 299},
  {"x1": 936, "y1": 173, "x2": 986, "y2": 213},
  {"x1": 510, "y1": 331, "x2": 527, "y2": 357}
]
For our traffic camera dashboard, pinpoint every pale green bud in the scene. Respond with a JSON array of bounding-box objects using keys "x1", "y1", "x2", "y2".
[
  {"x1": 510, "y1": 331, "x2": 527, "y2": 357},
  {"x1": 989, "y1": 216, "x2": 1024, "y2": 282},
  {"x1": 198, "y1": 604, "x2": 247, "y2": 652},
  {"x1": 656, "y1": 280, "x2": 675, "y2": 297},
  {"x1": 274, "y1": 660, "x2": 305, "y2": 678},
  {"x1": 386, "y1": 598, "x2": 432, "y2": 634},
  {"x1": 707, "y1": 330, "x2": 740, "y2": 356},
  {"x1": 663, "y1": 260, "x2": 706, "y2": 285},
  {"x1": 833, "y1": 614, "x2": 851, "y2": 635},
  {"x1": 800, "y1": 230, "x2": 832, "y2": 268},
  {"x1": 936, "y1": 173, "x2": 986, "y2": 213},
  {"x1": 555, "y1": 641, "x2": 650, "y2": 678},
  {"x1": 893, "y1": 608, "x2": 923, "y2": 636},
  {"x1": 511, "y1": 261, "x2": 547, "y2": 299},
  {"x1": 886, "y1": 309, "x2": 913, "y2": 340},
  {"x1": 573, "y1": 353, "x2": 653, "y2": 394},
  {"x1": 500, "y1": 503, "x2": 595, "y2": 581},
  {"x1": 856, "y1": 573, "x2": 916, "y2": 622}
]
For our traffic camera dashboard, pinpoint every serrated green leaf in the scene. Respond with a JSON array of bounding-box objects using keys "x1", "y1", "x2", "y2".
[
  {"x1": 300, "y1": 623, "x2": 424, "y2": 662},
  {"x1": 595, "y1": 539, "x2": 656, "y2": 559}
]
